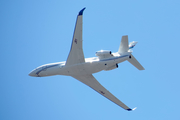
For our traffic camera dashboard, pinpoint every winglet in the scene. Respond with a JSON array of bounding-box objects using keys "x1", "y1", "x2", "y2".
[
  {"x1": 78, "y1": 7, "x2": 86, "y2": 16},
  {"x1": 127, "y1": 107, "x2": 137, "y2": 111}
]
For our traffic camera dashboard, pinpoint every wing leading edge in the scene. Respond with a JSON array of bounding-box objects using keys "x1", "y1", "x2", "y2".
[
  {"x1": 72, "y1": 74, "x2": 134, "y2": 111},
  {"x1": 66, "y1": 8, "x2": 86, "y2": 66}
]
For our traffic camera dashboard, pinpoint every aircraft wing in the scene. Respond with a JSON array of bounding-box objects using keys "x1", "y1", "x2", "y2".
[
  {"x1": 66, "y1": 8, "x2": 86, "y2": 66},
  {"x1": 72, "y1": 74, "x2": 135, "y2": 111}
]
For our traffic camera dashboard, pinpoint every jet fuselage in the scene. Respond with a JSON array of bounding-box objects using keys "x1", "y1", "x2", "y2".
[{"x1": 29, "y1": 52, "x2": 130, "y2": 77}]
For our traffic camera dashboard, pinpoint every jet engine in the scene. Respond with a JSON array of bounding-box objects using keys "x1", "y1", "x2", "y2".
[
  {"x1": 104, "y1": 64, "x2": 118, "y2": 71},
  {"x1": 95, "y1": 50, "x2": 112, "y2": 57}
]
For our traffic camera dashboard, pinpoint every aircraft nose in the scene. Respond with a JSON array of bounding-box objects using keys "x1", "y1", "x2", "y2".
[{"x1": 29, "y1": 70, "x2": 38, "y2": 77}]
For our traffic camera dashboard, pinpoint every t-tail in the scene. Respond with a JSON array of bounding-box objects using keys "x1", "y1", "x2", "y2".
[
  {"x1": 129, "y1": 41, "x2": 138, "y2": 49},
  {"x1": 118, "y1": 35, "x2": 145, "y2": 70}
]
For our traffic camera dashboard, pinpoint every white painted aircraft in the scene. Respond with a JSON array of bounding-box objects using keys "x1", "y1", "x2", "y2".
[{"x1": 29, "y1": 8, "x2": 144, "y2": 111}]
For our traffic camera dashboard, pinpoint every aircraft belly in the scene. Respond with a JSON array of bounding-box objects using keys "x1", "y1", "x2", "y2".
[
  {"x1": 83, "y1": 62, "x2": 105, "y2": 74},
  {"x1": 64, "y1": 64, "x2": 87, "y2": 76}
]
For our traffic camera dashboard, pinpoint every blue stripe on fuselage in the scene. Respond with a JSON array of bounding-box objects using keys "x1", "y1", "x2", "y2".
[
  {"x1": 36, "y1": 64, "x2": 59, "y2": 76},
  {"x1": 100, "y1": 55, "x2": 129, "y2": 61}
]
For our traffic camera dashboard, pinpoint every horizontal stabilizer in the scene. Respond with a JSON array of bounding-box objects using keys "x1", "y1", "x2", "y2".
[{"x1": 128, "y1": 54, "x2": 145, "y2": 70}]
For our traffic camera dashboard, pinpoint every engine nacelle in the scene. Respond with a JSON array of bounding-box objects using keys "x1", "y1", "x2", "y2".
[
  {"x1": 104, "y1": 64, "x2": 118, "y2": 71},
  {"x1": 95, "y1": 50, "x2": 112, "y2": 57}
]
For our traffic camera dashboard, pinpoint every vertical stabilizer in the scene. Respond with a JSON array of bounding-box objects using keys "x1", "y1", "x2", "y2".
[{"x1": 118, "y1": 35, "x2": 129, "y2": 53}]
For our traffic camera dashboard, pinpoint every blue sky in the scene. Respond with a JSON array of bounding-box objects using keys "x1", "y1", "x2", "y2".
[{"x1": 1, "y1": 0, "x2": 180, "y2": 119}]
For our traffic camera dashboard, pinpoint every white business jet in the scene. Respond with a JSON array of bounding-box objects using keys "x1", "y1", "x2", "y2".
[{"x1": 29, "y1": 8, "x2": 144, "y2": 111}]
